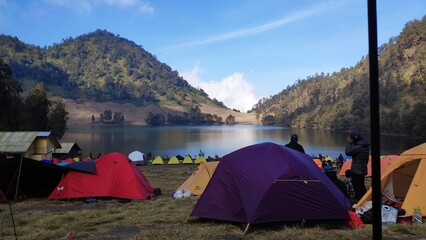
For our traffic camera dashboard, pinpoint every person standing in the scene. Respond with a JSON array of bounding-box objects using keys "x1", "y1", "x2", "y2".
[
  {"x1": 345, "y1": 131, "x2": 370, "y2": 200},
  {"x1": 337, "y1": 153, "x2": 345, "y2": 168},
  {"x1": 285, "y1": 134, "x2": 305, "y2": 153}
]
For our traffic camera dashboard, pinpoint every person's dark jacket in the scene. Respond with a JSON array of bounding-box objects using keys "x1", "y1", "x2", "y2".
[
  {"x1": 345, "y1": 139, "x2": 370, "y2": 176},
  {"x1": 285, "y1": 141, "x2": 305, "y2": 153}
]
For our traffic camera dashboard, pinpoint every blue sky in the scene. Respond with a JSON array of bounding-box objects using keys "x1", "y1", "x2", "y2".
[{"x1": 0, "y1": 0, "x2": 425, "y2": 112}]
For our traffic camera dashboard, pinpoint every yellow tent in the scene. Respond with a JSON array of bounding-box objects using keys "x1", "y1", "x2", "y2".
[
  {"x1": 356, "y1": 142, "x2": 426, "y2": 214},
  {"x1": 194, "y1": 156, "x2": 206, "y2": 164},
  {"x1": 168, "y1": 156, "x2": 180, "y2": 165},
  {"x1": 152, "y1": 156, "x2": 164, "y2": 165},
  {"x1": 177, "y1": 161, "x2": 219, "y2": 196},
  {"x1": 183, "y1": 155, "x2": 193, "y2": 164}
]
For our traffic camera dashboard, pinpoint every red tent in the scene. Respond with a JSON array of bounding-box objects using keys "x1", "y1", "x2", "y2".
[{"x1": 48, "y1": 152, "x2": 154, "y2": 200}]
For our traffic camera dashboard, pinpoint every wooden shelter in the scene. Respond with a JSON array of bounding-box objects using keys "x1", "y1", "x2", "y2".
[
  {"x1": 52, "y1": 142, "x2": 82, "y2": 160},
  {"x1": 0, "y1": 131, "x2": 61, "y2": 160}
]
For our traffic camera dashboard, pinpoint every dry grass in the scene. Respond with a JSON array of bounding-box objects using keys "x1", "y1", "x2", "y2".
[
  {"x1": 60, "y1": 97, "x2": 258, "y2": 126},
  {"x1": 1, "y1": 165, "x2": 426, "y2": 240}
]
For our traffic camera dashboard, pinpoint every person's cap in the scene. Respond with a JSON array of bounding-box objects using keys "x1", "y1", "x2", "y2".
[
  {"x1": 349, "y1": 131, "x2": 360, "y2": 140},
  {"x1": 291, "y1": 134, "x2": 298, "y2": 141}
]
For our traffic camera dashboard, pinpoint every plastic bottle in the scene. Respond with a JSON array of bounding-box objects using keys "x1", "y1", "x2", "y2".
[{"x1": 413, "y1": 207, "x2": 423, "y2": 224}]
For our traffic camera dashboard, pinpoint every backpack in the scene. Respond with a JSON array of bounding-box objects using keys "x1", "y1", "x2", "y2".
[{"x1": 347, "y1": 211, "x2": 365, "y2": 229}]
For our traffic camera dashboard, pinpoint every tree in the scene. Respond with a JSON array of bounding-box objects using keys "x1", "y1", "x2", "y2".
[
  {"x1": 112, "y1": 111, "x2": 124, "y2": 124},
  {"x1": 23, "y1": 82, "x2": 50, "y2": 130},
  {"x1": 145, "y1": 112, "x2": 165, "y2": 126},
  {"x1": 0, "y1": 58, "x2": 23, "y2": 130},
  {"x1": 48, "y1": 100, "x2": 69, "y2": 139},
  {"x1": 225, "y1": 115, "x2": 235, "y2": 125},
  {"x1": 102, "y1": 110, "x2": 112, "y2": 122},
  {"x1": 261, "y1": 115, "x2": 276, "y2": 126},
  {"x1": 402, "y1": 102, "x2": 426, "y2": 138}
]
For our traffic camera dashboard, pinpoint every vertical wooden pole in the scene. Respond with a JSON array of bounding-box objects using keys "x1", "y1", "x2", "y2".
[{"x1": 367, "y1": 0, "x2": 382, "y2": 239}]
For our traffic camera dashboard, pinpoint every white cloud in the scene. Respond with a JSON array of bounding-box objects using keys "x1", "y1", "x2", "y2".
[
  {"x1": 44, "y1": 0, "x2": 153, "y2": 14},
  {"x1": 44, "y1": 0, "x2": 92, "y2": 13},
  {"x1": 181, "y1": 65, "x2": 258, "y2": 112},
  {"x1": 137, "y1": 2, "x2": 154, "y2": 14},
  {"x1": 163, "y1": 3, "x2": 331, "y2": 50}
]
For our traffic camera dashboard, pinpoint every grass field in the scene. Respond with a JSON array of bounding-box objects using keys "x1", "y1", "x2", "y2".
[{"x1": 1, "y1": 164, "x2": 425, "y2": 240}]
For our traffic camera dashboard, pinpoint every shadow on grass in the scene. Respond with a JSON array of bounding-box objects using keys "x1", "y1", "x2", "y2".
[{"x1": 187, "y1": 217, "x2": 349, "y2": 234}]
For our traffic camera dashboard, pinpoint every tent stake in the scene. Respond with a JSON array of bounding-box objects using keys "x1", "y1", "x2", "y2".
[{"x1": 243, "y1": 223, "x2": 250, "y2": 234}]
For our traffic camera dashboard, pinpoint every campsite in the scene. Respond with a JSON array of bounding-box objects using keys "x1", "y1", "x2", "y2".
[{"x1": 2, "y1": 145, "x2": 426, "y2": 239}]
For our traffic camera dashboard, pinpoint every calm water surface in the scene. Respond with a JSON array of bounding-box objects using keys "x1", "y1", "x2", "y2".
[{"x1": 62, "y1": 125, "x2": 423, "y2": 159}]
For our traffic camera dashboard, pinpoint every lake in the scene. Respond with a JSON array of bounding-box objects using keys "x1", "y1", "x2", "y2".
[{"x1": 62, "y1": 125, "x2": 423, "y2": 160}]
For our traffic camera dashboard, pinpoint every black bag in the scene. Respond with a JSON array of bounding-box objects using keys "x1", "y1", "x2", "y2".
[
  {"x1": 153, "y1": 188, "x2": 162, "y2": 196},
  {"x1": 397, "y1": 207, "x2": 406, "y2": 216},
  {"x1": 359, "y1": 209, "x2": 373, "y2": 224}
]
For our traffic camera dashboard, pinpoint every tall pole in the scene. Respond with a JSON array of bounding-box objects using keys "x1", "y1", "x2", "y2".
[
  {"x1": 367, "y1": 0, "x2": 382, "y2": 239},
  {"x1": 15, "y1": 154, "x2": 24, "y2": 199}
]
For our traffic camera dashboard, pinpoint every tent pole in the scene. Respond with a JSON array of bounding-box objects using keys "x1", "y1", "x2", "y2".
[
  {"x1": 15, "y1": 154, "x2": 24, "y2": 200},
  {"x1": 243, "y1": 223, "x2": 250, "y2": 234},
  {"x1": 367, "y1": 0, "x2": 382, "y2": 239}
]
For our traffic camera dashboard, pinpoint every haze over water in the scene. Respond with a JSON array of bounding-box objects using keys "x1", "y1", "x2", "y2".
[{"x1": 62, "y1": 125, "x2": 423, "y2": 159}]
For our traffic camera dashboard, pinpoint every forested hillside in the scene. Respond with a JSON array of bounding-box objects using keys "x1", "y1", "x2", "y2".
[
  {"x1": 0, "y1": 30, "x2": 226, "y2": 111},
  {"x1": 251, "y1": 16, "x2": 426, "y2": 138}
]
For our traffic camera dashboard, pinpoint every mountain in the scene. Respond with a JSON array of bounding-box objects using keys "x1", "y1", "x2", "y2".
[
  {"x1": 0, "y1": 30, "x2": 205, "y2": 105},
  {"x1": 250, "y1": 15, "x2": 426, "y2": 138},
  {"x1": 0, "y1": 30, "x2": 257, "y2": 124}
]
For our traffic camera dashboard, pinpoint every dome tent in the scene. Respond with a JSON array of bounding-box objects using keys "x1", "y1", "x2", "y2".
[
  {"x1": 49, "y1": 152, "x2": 154, "y2": 200},
  {"x1": 191, "y1": 142, "x2": 351, "y2": 230}
]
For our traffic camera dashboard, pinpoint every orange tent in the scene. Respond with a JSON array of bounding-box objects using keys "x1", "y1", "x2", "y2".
[
  {"x1": 177, "y1": 161, "x2": 219, "y2": 196},
  {"x1": 338, "y1": 155, "x2": 398, "y2": 177},
  {"x1": 379, "y1": 155, "x2": 399, "y2": 173},
  {"x1": 313, "y1": 158, "x2": 323, "y2": 169},
  {"x1": 356, "y1": 143, "x2": 426, "y2": 214}
]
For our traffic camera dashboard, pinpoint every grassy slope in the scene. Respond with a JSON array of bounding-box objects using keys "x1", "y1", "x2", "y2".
[
  {"x1": 62, "y1": 97, "x2": 259, "y2": 126},
  {"x1": 1, "y1": 165, "x2": 426, "y2": 240}
]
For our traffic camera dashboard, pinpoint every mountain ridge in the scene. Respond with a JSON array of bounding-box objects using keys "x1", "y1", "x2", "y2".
[{"x1": 250, "y1": 15, "x2": 426, "y2": 138}]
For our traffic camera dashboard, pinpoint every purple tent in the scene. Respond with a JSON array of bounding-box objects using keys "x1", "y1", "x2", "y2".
[{"x1": 191, "y1": 142, "x2": 351, "y2": 225}]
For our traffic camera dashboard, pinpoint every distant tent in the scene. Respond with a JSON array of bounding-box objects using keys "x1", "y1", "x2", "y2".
[
  {"x1": 191, "y1": 142, "x2": 351, "y2": 226},
  {"x1": 49, "y1": 152, "x2": 153, "y2": 200},
  {"x1": 128, "y1": 151, "x2": 145, "y2": 166},
  {"x1": 152, "y1": 156, "x2": 164, "y2": 165},
  {"x1": 339, "y1": 159, "x2": 371, "y2": 176},
  {"x1": 168, "y1": 156, "x2": 180, "y2": 165},
  {"x1": 183, "y1": 156, "x2": 193, "y2": 164},
  {"x1": 41, "y1": 159, "x2": 52, "y2": 164},
  {"x1": 356, "y1": 143, "x2": 426, "y2": 213},
  {"x1": 338, "y1": 155, "x2": 398, "y2": 176},
  {"x1": 63, "y1": 158, "x2": 75, "y2": 163},
  {"x1": 194, "y1": 156, "x2": 206, "y2": 164},
  {"x1": 177, "y1": 161, "x2": 219, "y2": 196},
  {"x1": 313, "y1": 158, "x2": 323, "y2": 169},
  {"x1": 52, "y1": 158, "x2": 61, "y2": 164}
]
